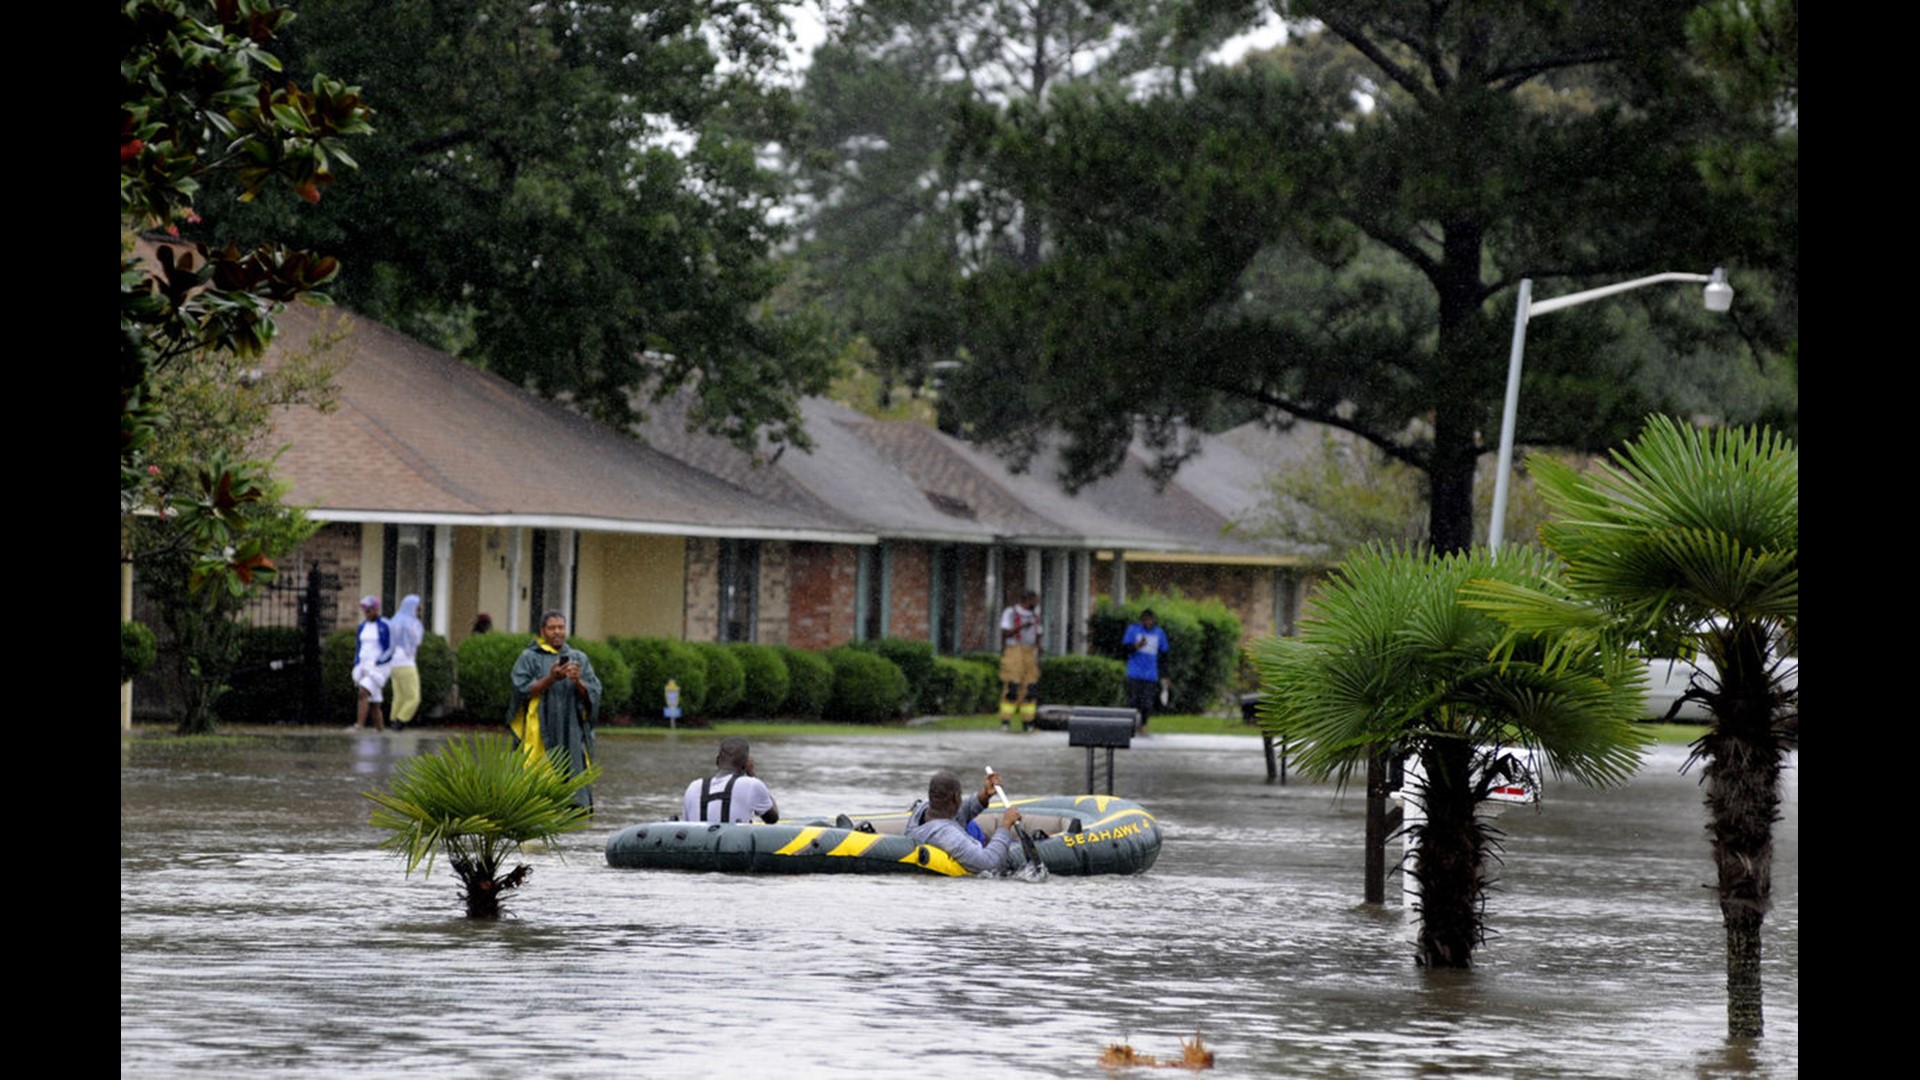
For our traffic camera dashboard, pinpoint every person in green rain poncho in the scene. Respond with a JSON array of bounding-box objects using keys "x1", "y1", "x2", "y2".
[{"x1": 508, "y1": 611, "x2": 602, "y2": 811}]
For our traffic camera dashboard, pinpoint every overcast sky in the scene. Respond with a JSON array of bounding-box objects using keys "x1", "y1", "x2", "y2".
[{"x1": 779, "y1": 3, "x2": 1290, "y2": 75}]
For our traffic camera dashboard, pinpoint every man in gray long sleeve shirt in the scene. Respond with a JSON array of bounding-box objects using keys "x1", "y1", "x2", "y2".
[{"x1": 904, "y1": 770, "x2": 1024, "y2": 874}]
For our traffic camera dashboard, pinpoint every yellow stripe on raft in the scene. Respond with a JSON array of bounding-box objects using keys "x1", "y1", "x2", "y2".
[
  {"x1": 827, "y1": 831, "x2": 884, "y2": 857},
  {"x1": 904, "y1": 846, "x2": 968, "y2": 877},
  {"x1": 772, "y1": 827, "x2": 967, "y2": 875},
  {"x1": 774, "y1": 827, "x2": 827, "y2": 856}
]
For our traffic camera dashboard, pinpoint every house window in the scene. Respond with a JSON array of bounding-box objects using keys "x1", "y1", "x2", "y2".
[
  {"x1": 382, "y1": 524, "x2": 434, "y2": 623},
  {"x1": 855, "y1": 544, "x2": 889, "y2": 641},
  {"x1": 718, "y1": 539, "x2": 760, "y2": 643},
  {"x1": 931, "y1": 545, "x2": 964, "y2": 654}
]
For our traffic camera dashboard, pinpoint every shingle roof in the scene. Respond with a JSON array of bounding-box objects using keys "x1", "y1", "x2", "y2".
[
  {"x1": 261, "y1": 303, "x2": 872, "y2": 542},
  {"x1": 635, "y1": 387, "x2": 1319, "y2": 560}
]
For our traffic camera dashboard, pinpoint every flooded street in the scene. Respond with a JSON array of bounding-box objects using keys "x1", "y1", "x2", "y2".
[{"x1": 121, "y1": 729, "x2": 1797, "y2": 1078}]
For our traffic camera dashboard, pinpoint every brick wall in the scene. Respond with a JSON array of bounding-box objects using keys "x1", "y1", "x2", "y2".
[
  {"x1": 887, "y1": 541, "x2": 932, "y2": 641},
  {"x1": 684, "y1": 536, "x2": 719, "y2": 642},
  {"x1": 787, "y1": 542, "x2": 856, "y2": 650},
  {"x1": 757, "y1": 541, "x2": 790, "y2": 645}
]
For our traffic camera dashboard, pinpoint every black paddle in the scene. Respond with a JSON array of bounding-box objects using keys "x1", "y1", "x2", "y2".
[{"x1": 986, "y1": 765, "x2": 1047, "y2": 879}]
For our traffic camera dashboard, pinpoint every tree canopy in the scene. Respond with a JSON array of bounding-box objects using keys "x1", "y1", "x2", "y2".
[
  {"x1": 806, "y1": 1, "x2": 1796, "y2": 552},
  {"x1": 789, "y1": 0, "x2": 1245, "y2": 394},
  {"x1": 121, "y1": 0, "x2": 374, "y2": 731},
  {"x1": 194, "y1": 0, "x2": 832, "y2": 452}
]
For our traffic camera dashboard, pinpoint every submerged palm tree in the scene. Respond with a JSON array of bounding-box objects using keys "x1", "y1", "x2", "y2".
[
  {"x1": 1466, "y1": 417, "x2": 1796, "y2": 1037},
  {"x1": 367, "y1": 735, "x2": 600, "y2": 919},
  {"x1": 1254, "y1": 544, "x2": 1648, "y2": 968}
]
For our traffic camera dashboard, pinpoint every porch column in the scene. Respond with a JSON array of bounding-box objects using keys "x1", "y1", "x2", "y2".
[
  {"x1": 506, "y1": 528, "x2": 524, "y2": 634},
  {"x1": 431, "y1": 526, "x2": 453, "y2": 637},
  {"x1": 1071, "y1": 550, "x2": 1091, "y2": 654},
  {"x1": 984, "y1": 546, "x2": 1002, "y2": 644},
  {"x1": 1111, "y1": 550, "x2": 1127, "y2": 606},
  {"x1": 558, "y1": 528, "x2": 576, "y2": 625}
]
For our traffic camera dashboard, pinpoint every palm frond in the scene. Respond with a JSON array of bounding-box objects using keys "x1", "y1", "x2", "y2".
[
  {"x1": 365, "y1": 736, "x2": 600, "y2": 877},
  {"x1": 1254, "y1": 542, "x2": 1648, "y2": 791}
]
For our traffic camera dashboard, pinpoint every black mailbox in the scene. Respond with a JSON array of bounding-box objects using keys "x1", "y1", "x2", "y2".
[{"x1": 1067, "y1": 709, "x2": 1136, "y2": 748}]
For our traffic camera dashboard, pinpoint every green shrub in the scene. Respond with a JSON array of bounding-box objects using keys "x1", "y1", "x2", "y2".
[
  {"x1": 823, "y1": 646, "x2": 911, "y2": 723},
  {"x1": 693, "y1": 642, "x2": 745, "y2": 718},
  {"x1": 1088, "y1": 590, "x2": 1242, "y2": 712},
  {"x1": 614, "y1": 636, "x2": 710, "y2": 723},
  {"x1": 570, "y1": 638, "x2": 632, "y2": 723},
  {"x1": 451, "y1": 632, "x2": 627, "y2": 725},
  {"x1": 455, "y1": 631, "x2": 532, "y2": 724},
  {"x1": 962, "y1": 651, "x2": 1004, "y2": 673},
  {"x1": 926, "y1": 655, "x2": 999, "y2": 715},
  {"x1": 778, "y1": 646, "x2": 833, "y2": 719},
  {"x1": 310, "y1": 629, "x2": 460, "y2": 725},
  {"x1": 220, "y1": 625, "x2": 304, "y2": 723},
  {"x1": 322, "y1": 627, "x2": 360, "y2": 720},
  {"x1": 853, "y1": 638, "x2": 938, "y2": 713},
  {"x1": 728, "y1": 643, "x2": 790, "y2": 717},
  {"x1": 1182, "y1": 595, "x2": 1245, "y2": 713},
  {"x1": 121, "y1": 620, "x2": 158, "y2": 684},
  {"x1": 413, "y1": 633, "x2": 457, "y2": 719},
  {"x1": 1035, "y1": 654, "x2": 1126, "y2": 708}
]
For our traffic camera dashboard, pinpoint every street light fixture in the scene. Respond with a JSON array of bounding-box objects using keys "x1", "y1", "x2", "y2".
[{"x1": 1486, "y1": 267, "x2": 1733, "y2": 551}]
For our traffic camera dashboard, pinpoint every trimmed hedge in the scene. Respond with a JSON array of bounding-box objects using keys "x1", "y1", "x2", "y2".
[
  {"x1": 727, "y1": 643, "x2": 791, "y2": 717},
  {"x1": 614, "y1": 636, "x2": 710, "y2": 723},
  {"x1": 571, "y1": 638, "x2": 632, "y2": 723},
  {"x1": 822, "y1": 646, "x2": 911, "y2": 723},
  {"x1": 854, "y1": 637, "x2": 939, "y2": 714},
  {"x1": 693, "y1": 642, "x2": 745, "y2": 718},
  {"x1": 927, "y1": 655, "x2": 999, "y2": 715},
  {"x1": 454, "y1": 631, "x2": 533, "y2": 724},
  {"x1": 322, "y1": 628, "x2": 360, "y2": 720},
  {"x1": 1035, "y1": 654, "x2": 1126, "y2": 708},
  {"x1": 450, "y1": 632, "x2": 626, "y2": 724},
  {"x1": 1087, "y1": 590, "x2": 1243, "y2": 713},
  {"x1": 778, "y1": 646, "x2": 833, "y2": 719}
]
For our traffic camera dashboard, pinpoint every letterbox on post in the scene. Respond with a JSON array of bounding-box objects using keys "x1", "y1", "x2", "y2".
[{"x1": 1067, "y1": 706, "x2": 1137, "y2": 795}]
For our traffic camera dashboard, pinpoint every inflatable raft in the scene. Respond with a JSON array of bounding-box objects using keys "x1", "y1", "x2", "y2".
[{"x1": 604, "y1": 794, "x2": 1161, "y2": 877}]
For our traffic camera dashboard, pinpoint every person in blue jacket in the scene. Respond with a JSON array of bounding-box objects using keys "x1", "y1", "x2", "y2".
[
  {"x1": 1122, "y1": 609, "x2": 1170, "y2": 731},
  {"x1": 348, "y1": 596, "x2": 394, "y2": 732}
]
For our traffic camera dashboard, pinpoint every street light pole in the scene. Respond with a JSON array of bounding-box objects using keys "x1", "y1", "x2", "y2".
[{"x1": 1486, "y1": 268, "x2": 1733, "y2": 551}]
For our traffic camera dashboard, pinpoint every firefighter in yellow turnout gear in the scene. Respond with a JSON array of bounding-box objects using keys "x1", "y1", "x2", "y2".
[{"x1": 997, "y1": 590, "x2": 1042, "y2": 731}]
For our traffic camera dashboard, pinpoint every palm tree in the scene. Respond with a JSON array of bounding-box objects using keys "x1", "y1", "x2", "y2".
[
  {"x1": 366, "y1": 736, "x2": 600, "y2": 919},
  {"x1": 1465, "y1": 416, "x2": 1796, "y2": 1037},
  {"x1": 1254, "y1": 544, "x2": 1649, "y2": 968}
]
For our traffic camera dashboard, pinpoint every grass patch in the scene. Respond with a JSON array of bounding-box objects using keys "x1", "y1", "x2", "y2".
[
  {"x1": 595, "y1": 713, "x2": 1267, "y2": 737},
  {"x1": 1641, "y1": 721, "x2": 1709, "y2": 745}
]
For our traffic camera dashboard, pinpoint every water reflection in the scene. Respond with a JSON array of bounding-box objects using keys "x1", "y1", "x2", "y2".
[{"x1": 122, "y1": 730, "x2": 1796, "y2": 1077}]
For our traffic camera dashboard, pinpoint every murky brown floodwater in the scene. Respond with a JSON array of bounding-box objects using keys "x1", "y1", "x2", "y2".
[{"x1": 121, "y1": 728, "x2": 1796, "y2": 1078}]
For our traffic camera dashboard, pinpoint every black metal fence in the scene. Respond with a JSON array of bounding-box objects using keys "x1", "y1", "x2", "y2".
[{"x1": 224, "y1": 567, "x2": 341, "y2": 724}]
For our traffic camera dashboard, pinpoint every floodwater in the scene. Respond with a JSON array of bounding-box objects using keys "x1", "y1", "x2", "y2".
[{"x1": 121, "y1": 729, "x2": 1797, "y2": 1078}]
